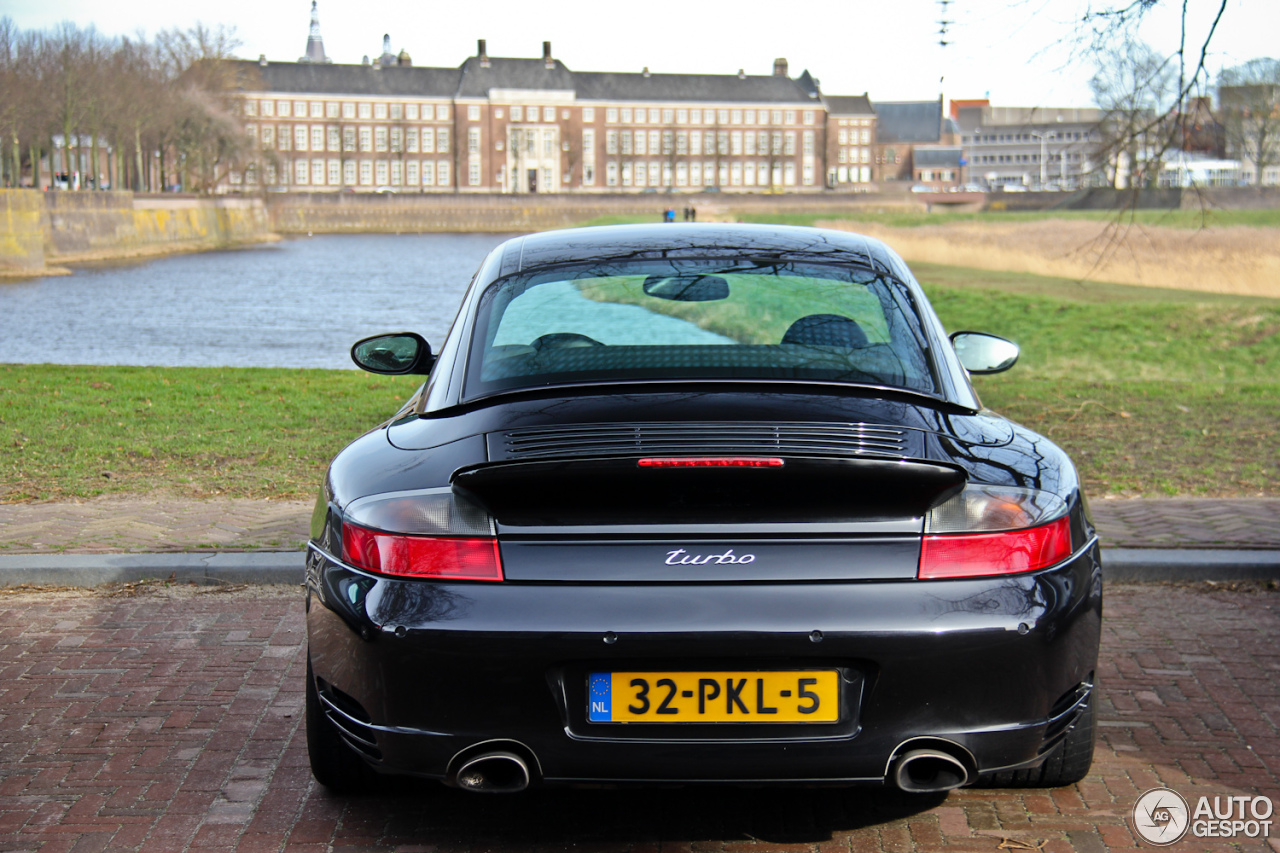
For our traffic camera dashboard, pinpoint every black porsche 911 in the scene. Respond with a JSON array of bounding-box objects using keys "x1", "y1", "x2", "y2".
[{"x1": 304, "y1": 223, "x2": 1101, "y2": 795}]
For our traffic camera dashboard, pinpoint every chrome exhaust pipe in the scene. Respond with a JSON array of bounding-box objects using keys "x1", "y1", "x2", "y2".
[
  {"x1": 891, "y1": 748, "x2": 972, "y2": 793},
  {"x1": 453, "y1": 750, "x2": 531, "y2": 793}
]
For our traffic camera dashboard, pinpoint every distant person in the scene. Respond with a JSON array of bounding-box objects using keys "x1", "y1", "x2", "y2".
[{"x1": 689, "y1": 207, "x2": 697, "y2": 222}]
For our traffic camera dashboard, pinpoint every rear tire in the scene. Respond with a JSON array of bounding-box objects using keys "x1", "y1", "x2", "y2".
[
  {"x1": 305, "y1": 655, "x2": 377, "y2": 793},
  {"x1": 979, "y1": 697, "x2": 1096, "y2": 788}
]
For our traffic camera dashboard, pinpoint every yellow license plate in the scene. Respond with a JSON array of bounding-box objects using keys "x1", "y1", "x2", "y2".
[{"x1": 587, "y1": 670, "x2": 839, "y2": 723}]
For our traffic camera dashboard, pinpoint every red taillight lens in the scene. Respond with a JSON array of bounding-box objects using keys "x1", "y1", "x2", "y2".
[
  {"x1": 918, "y1": 515, "x2": 1072, "y2": 579},
  {"x1": 341, "y1": 522, "x2": 503, "y2": 581}
]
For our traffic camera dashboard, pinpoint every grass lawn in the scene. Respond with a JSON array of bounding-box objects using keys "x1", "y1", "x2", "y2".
[{"x1": 2, "y1": 261, "x2": 1276, "y2": 502}]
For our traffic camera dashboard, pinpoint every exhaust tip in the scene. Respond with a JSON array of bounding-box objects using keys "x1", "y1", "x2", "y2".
[
  {"x1": 453, "y1": 750, "x2": 531, "y2": 793},
  {"x1": 891, "y1": 747, "x2": 971, "y2": 793}
]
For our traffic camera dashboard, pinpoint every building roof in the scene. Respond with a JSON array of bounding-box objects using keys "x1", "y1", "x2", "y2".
[
  {"x1": 235, "y1": 61, "x2": 459, "y2": 97},
  {"x1": 573, "y1": 70, "x2": 817, "y2": 104},
  {"x1": 872, "y1": 99, "x2": 944, "y2": 143},
  {"x1": 456, "y1": 56, "x2": 577, "y2": 97},
  {"x1": 913, "y1": 146, "x2": 963, "y2": 167},
  {"x1": 234, "y1": 53, "x2": 820, "y2": 105},
  {"x1": 824, "y1": 95, "x2": 874, "y2": 116}
]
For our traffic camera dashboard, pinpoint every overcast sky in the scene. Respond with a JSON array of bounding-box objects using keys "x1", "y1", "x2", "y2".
[{"x1": 4, "y1": 0, "x2": 1274, "y2": 107}]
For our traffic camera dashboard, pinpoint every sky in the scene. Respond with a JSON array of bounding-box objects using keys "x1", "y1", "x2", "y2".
[{"x1": 3, "y1": 0, "x2": 1275, "y2": 108}]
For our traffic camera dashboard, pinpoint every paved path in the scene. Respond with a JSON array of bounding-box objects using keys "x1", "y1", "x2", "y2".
[
  {"x1": 2, "y1": 497, "x2": 1279, "y2": 554},
  {"x1": 0, "y1": 582, "x2": 1276, "y2": 852}
]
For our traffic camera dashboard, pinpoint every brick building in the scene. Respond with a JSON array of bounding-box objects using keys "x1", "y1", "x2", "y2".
[{"x1": 229, "y1": 36, "x2": 845, "y2": 195}]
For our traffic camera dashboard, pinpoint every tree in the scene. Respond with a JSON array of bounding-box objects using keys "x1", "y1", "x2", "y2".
[
  {"x1": 1218, "y1": 58, "x2": 1280, "y2": 186},
  {"x1": 1089, "y1": 38, "x2": 1178, "y2": 187}
]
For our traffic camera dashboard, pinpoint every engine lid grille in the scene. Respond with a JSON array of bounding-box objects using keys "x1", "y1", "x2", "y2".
[{"x1": 490, "y1": 421, "x2": 913, "y2": 461}]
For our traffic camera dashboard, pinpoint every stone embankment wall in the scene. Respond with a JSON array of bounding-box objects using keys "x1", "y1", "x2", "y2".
[
  {"x1": 264, "y1": 191, "x2": 923, "y2": 233},
  {"x1": 0, "y1": 190, "x2": 273, "y2": 276}
]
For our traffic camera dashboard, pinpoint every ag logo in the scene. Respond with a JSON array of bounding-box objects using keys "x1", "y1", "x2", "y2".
[{"x1": 1132, "y1": 787, "x2": 1190, "y2": 845}]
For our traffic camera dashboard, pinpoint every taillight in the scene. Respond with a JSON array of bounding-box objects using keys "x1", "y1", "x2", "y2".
[
  {"x1": 919, "y1": 486, "x2": 1073, "y2": 579},
  {"x1": 339, "y1": 489, "x2": 503, "y2": 581}
]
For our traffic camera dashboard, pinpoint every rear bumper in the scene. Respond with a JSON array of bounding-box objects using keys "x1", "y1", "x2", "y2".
[{"x1": 305, "y1": 541, "x2": 1102, "y2": 784}]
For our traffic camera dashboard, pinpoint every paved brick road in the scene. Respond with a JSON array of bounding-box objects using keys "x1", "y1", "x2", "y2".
[{"x1": 0, "y1": 583, "x2": 1276, "y2": 852}]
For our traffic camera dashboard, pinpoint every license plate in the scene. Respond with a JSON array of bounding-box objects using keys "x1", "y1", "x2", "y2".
[{"x1": 587, "y1": 670, "x2": 840, "y2": 723}]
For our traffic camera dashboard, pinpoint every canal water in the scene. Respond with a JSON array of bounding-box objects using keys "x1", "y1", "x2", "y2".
[{"x1": 0, "y1": 233, "x2": 511, "y2": 369}]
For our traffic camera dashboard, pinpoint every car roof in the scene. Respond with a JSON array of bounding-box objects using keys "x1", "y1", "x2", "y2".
[{"x1": 494, "y1": 223, "x2": 913, "y2": 280}]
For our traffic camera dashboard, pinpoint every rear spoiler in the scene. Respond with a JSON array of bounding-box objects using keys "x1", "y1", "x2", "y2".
[{"x1": 452, "y1": 455, "x2": 966, "y2": 526}]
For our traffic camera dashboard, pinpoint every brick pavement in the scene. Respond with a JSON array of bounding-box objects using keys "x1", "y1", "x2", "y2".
[
  {"x1": 1, "y1": 497, "x2": 1279, "y2": 554},
  {"x1": 0, "y1": 582, "x2": 1276, "y2": 852}
]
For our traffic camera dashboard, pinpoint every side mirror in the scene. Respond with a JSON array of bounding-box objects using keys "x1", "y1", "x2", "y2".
[
  {"x1": 351, "y1": 332, "x2": 435, "y2": 375},
  {"x1": 950, "y1": 331, "x2": 1020, "y2": 374}
]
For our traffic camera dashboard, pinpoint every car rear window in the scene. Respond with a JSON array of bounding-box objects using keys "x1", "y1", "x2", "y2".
[{"x1": 464, "y1": 259, "x2": 937, "y2": 398}]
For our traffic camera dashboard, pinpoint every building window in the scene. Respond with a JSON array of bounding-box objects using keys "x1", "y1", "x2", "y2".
[
  {"x1": 359, "y1": 127, "x2": 372, "y2": 152},
  {"x1": 717, "y1": 132, "x2": 729, "y2": 155},
  {"x1": 469, "y1": 127, "x2": 481, "y2": 154},
  {"x1": 390, "y1": 127, "x2": 403, "y2": 152},
  {"x1": 343, "y1": 160, "x2": 356, "y2": 185},
  {"x1": 731, "y1": 110, "x2": 742, "y2": 125},
  {"x1": 437, "y1": 128, "x2": 449, "y2": 153},
  {"x1": 621, "y1": 108, "x2": 633, "y2": 123},
  {"x1": 784, "y1": 133, "x2": 796, "y2": 156},
  {"x1": 771, "y1": 110, "x2": 782, "y2": 125},
  {"x1": 803, "y1": 131, "x2": 814, "y2": 156},
  {"x1": 406, "y1": 130, "x2": 418, "y2": 153},
  {"x1": 538, "y1": 106, "x2": 550, "y2": 122},
  {"x1": 690, "y1": 130, "x2": 702, "y2": 155},
  {"x1": 375, "y1": 161, "x2": 388, "y2": 185},
  {"x1": 621, "y1": 163, "x2": 631, "y2": 187},
  {"x1": 420, "y1": 160, "x2": 434, "y2": 187},
  {"x1": 406, "y1": 161, "x2": 419, "y2": 185},
  {"x1": 606, "y1": 162, "x2": 618, "y2": 186},
  {"x1": 634, "y1": 131, "x2": 644, "y2": 156},
  {"x1": 730, "y1": 131, "x2": 742, "y2": 155},
  {"x1": 390, "y1": 103, "x2": 403, "y2": 120},
  {"x1": 374, "y1": 103, "x2": 387, "y2": 120},
  {"x1": 278, "y1": 127, "x2": 290, "y2": 151},
  {"x1": 690, "y1": 162, "x2": 702, "y2": 186},
  {"x1": 744, "y1": 109, "x2": 755, "y2": 124},
  {"x1": 676, "y1": 162, "x2": 687, "y2": 186},
  {"x1": 583, "y1": 129, "x2": 595, "y2": 163},
  {"x1": 406, "y1": 104, "x2": 419, "y2": 120},
  {"x1": 327, "y1": 159, "x2": 340, "y2": 185},
  {"x1": 691, "y1": 109, "x2": 702, "y2": 124},
  {"x1": 784, "y1": 163, "x2": 796, "y2": 185},
  {"x1": 744, "y1": 132, "x2": 755, "y2": 156},
  {"x1": 803, "y1": 164, "x2": 814, "y2": 185},
  {"x1": 295, "y1": 159, "x2": 309, "y2": 184},
  {"x1": 391, "y1": 161, "x2": 402, "y2": 185},
  {"x1": 606, "y1": 108, "x2": 618, "y2": 123},
  {"x1": 717, "y1": 109, "x2": 729, "y2": 124},
  {"x1": 743, "y1": 162, "x2": 755, "y2": 186},
  {"x1": 375, "y1": 127, "x2": 388, "y2": 152},
  {"x1": 342, "y1": 128, "x2": 355, "y2": 152},
  {"x1": 420, "y1": 128, "x2": 434, "y2": 153},
  {"x1": 803, "y1": 110, "x2": 814, "y2": 125},
  {"x1": 583, "y1": 107, "x2": 595, "y2": 122},
  {"x1": 677, "y1": 109, "x2": 687, "y2": 124},
  {"x1": 731, "y1": 162, "x2": 742, "y2": 186},
  {"x1": 662, "y1": 108, "x2": 674, "y2": 123},
  {"x1": 466, "y1": 161, "x2": 478, "y2": 186},
  {"x1": 294, "y1": 126, "x2": 308, "y2": 151},
  {"x1": 676, "y1": 131, "x2": 688, "y2": 155},
  {"x1": 759, "y1": 163, "x2": 770, "y2": 186},
  {"x1": 261, "y1": 126, "x2": 274, "y2": 148},
  {"x1": 432, "y1": 105, "x2": 446, "y2": 121},
  {"x1": 606, "y1": 131, "x2": 617, "y2": 155},
  {"x1": 312, "y1": 126, "x2": 325, "y2": 151},
  {"x1": 260, "y1": 100, "x2": 274, "y2": 116},
  {"x1": 649, "y1": 130, "x2": 660, "y2": 155}
]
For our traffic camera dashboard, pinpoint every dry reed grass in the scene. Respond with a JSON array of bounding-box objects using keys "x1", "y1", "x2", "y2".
[{"x1": 818, "y1": 219, "x2": 1280, "y2": 299}]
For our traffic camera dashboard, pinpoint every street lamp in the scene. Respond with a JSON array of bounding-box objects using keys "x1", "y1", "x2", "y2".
[{"x1": 1031, "y1": 131, "x2": 1048, "y2": 188}]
